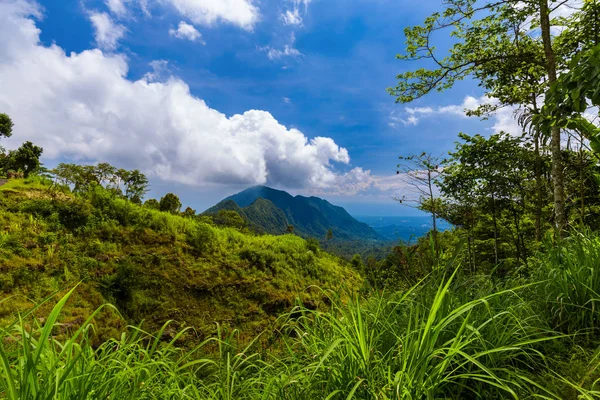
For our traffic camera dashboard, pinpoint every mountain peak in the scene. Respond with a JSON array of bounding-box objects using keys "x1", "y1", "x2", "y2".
[{"x1": 206, "y1": 186, "x2": 382, "y2": 241}]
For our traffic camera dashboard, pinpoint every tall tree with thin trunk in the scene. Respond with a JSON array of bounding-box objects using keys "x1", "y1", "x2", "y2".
[
  {"x1": 388, "y1": 0, "x2": 581, "y2": 235},
  {"x1": 396, "y1": 152, "x2": 442, "y2": 254}
]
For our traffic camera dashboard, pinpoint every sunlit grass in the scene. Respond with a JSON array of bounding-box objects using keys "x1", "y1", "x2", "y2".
[{"x1": 0, "y1": 268, "x2": 576, "y2": 399}]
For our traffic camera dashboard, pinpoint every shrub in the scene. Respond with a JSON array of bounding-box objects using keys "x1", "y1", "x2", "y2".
[
  {"x1": 186, "y1": 223, "x2": 216, "y2": 255},
  {"x1": 56, "y1": 199, "x2": 92, "y2": 230}
]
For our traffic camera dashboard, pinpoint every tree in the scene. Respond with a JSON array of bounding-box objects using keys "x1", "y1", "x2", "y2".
[
  {"x1": 159, "y1": 193, "x2": 182, "y2": 214},
  {"x1": 286, "y1": 225, "x2": 295, "y2": 234},
  {"x1": 0, "y1": 113, "x2": 13, "y2": 139},
  {"x1": 326, "y1": 229, "x2": 334, "y2": 241},
  {"x1": 396, "y1": 152, "x2": 442, "y2": 254},
  {"x1": 52, "y1": 162, "x2": 149, "y2": 202},
  {"x1": 121, "y1": 169, "x2": 149, "y2": 203},
  {"x1": 388, "y1": 0, "x2": 585, "y2": 233},
  {"x1": 8, "y1": 141, "x2": 43, "y2": 177},
  {"x1": 182, "y1": 207, "x2": 196, "y2": 218},
  {"x1": 440, "y1": 132, "x2": 534, "y2": 269},
  {"x1": 144, "y1": 198, "x2": 160, "y2": 210}
]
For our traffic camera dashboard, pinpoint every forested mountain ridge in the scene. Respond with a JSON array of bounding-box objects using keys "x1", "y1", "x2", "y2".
[{"x1": 205, "y1": 185, "x2": 382, "y2": 241}]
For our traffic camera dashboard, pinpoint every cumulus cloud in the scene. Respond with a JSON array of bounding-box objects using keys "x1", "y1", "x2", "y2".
[
  {"x1": 169, "y1": 21, "x2": 204, "y2": 43},
  {"x1": 89, "y1": 12, "x2": 126, "y2": 51},
  {"x1": 164, "y1": 0, "x2": 258, "y2": 30},
  {"x1": 310, "y1": 167, "x2": 375, "y2": 196},
  {"x1": 0, "y1": 0, "x2": 352, "y2": 190}
]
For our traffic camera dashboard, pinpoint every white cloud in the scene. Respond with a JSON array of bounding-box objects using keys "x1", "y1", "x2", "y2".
[
  {"x1": 164, "y1": 0, "x2": 258, "y2": 30},
  {"x1": 0, "y1": 0, "x2": 351, "y2": 190},
  {"x1": 312, "y1": 167, "x2": 374, "y2": 196},
  {"x1": 391, "y1": 96, "x2": 524, "y2": 135},
  {"x1": 105, "y1": 0, "x2": 129, "y2": 16},
  {"x1": 261, "y1": 33, "x2": 302, "y2": 61},
  {"x1": 101, "y1": 0, "x2": 259, "y2": 28},
  {"x1": 281, "y1": 0, "x2": 310, "y2": 26},
  {"x1": 283, "y1": 97, "x2": 291, "y2": 104},
  {"x1": 89, "y1": 12, "x2": 126, "y2": 51},
  {"x1": 143, "y1": 59, "x2": 171, "y2": 81},
  {"x1": 265, "y1": 44, "x2": 302, "y2": 60},
  {"x1": 169, "y1": 21, "x2": 204, "y2": 43}
]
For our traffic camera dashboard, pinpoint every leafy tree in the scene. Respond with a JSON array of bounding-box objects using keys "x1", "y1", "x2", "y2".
[
  {"x1": 540, "y1": 43, "x2": 600, "y2": 156},
  {"x1": 286, "y1": 225, "x2": 295, "y2": 234},
  {"x1": 182, "y1": 207, "x2": 196, "y2": 218},
  {"x1": 8, "y1": 141, "x2": 43, "y2": 177},
  {"x1": 53, "y1": 164, "x2": 99, "y2": 192},
  {"x1": 0, "y1": 113, "x2": 13, "y2": 139},
  {"x1": 440, "y1": 132, "x2": 535, "y2": 270},
  {"x1": 52, "y1": 162, "x2": 149, "y2": 202},
  {"x1": 159, "y1": 193, "x2": 182, "y2": 214},
  {"x1": 121, "y1": 169, "x2": 149, "y2": 203},
  {"x1": 144, "y1": 198, "x2": 160, "y2": 210},
  {"x1": 388, "y1": 0, "x2": 588, "y2": 232},
  {"x1": 326, "y1": 229, "x2": 334, "y2": 241}
]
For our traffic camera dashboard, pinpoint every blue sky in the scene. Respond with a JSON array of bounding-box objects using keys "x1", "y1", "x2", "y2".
[{"x1": 0, "y1": 0, "x2": 518, "y2": 216}]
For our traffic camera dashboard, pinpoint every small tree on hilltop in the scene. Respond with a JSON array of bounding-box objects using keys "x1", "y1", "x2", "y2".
[
  {"x1": 0, "y1": 113, "x2": 13, "y2": 139},
  {"x1": 9, "y1": 141, "x2": 43, "y2": 177},
  {"x1": 144, "y1": 198, "x2": 160, "y2": 210},
  {"x1": 159, "y1": 193, "x2": 182, "y2": 214}
]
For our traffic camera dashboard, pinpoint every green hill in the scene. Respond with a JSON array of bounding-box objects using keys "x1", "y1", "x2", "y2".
[
  {"x1": 205, "y1": 186, "x2": 382, "y2": 241},
  {"x1": 0, "y1": 178, "x2": 362, "y2": 341}
]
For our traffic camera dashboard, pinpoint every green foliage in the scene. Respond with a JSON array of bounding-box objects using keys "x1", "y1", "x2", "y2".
[
  {"x1": 159, "y1": 192, "x2": 182, "y2": 214},
  {"x1": 213, "y1": 209, "x2": 246, "y2": 229},
  {"x1": 0, "y1": 178, "x2": 361, "y2": 340},
  {"x1": 532, "y1": 232, "x2": 600, "y2": 335},
  {"x1": 540, "y1": 43, "x2": 600, "y2": 155},
  {"x1": 52, "y1": 162, "x2": 149, "y2": 201},
  {"x1": 1, "y1": 264, "x2": 591, "y2": 399},
  {"x1": 144, "y1": 198, "x2": 160, "y2": 210},
  {"x1": 0, "y1": 113, "x2": 13, "y2": 139}
]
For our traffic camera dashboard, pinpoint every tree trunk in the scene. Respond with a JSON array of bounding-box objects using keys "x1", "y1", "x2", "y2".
[
  {"x1": 513, "y1": 206, "x2": 521, "y2": 265},
  {"x1": 534, "y1": 131, "x2": 543, "y2": 242},
  {"x1": 428, "y1": 170, "x2": 438, "y2": 258},
  {"x1": 539, "y1": 0, "x2": 567, "y2": 234},
  {"x1": 579, "y1": 132, "x2": 586, "y2": 226},
  {"x1": 491, "y1": 193, "x2": 499, "y2": 266}
]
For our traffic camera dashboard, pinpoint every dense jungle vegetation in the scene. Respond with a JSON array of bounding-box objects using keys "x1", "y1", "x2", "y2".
[{"x1": 2, "y1": 0, "x2": 600, "y2": 399}]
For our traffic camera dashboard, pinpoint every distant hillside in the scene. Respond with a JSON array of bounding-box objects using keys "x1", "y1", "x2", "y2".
[
  {"x1": 205, "y1": 186, "x2": 382, "y2": 241},
  {"x1": 0, "y1": 178, "x2": 362, "y2": 341}
]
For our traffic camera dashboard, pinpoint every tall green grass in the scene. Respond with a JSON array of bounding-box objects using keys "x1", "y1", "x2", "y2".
[
  {"x1": 0, "y1": 268, "x2": 568, "y2": 399},
  {"x1": 532, "y1": 232, "x2": 600, "y2": 335}
]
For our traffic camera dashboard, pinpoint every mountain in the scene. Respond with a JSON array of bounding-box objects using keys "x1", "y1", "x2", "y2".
[{"x1": 205, "y1": 186, "x2": 382, "y2": 241}]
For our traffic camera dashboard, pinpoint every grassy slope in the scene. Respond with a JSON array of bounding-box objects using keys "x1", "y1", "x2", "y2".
[{"x1": 0, "y1": 178, "x2": 362, "y2": 341}]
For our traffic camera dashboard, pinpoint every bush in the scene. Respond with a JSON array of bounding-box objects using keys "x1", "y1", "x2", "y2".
[
  {"x1": 306, "y1": 237, "x2": 320, "y2": 253},
  {"x1": 56, "y1": 200, "x2": 92, "y2": 230},
  {"x1": 186, "y1": 223, "x2": 216, "y2": 255}
]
